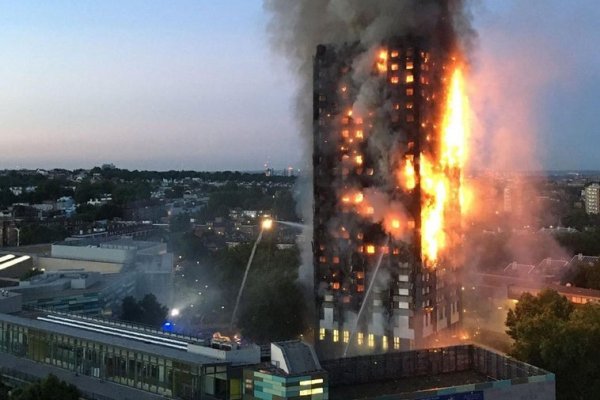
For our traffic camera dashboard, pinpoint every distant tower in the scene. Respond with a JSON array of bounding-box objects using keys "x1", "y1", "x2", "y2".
[
  {"x1": 584, "y1": 183, "x2": 600, "y2": 215},
  {"x1": 312, "y1": 37, "x2": 462, "y2": 359}
]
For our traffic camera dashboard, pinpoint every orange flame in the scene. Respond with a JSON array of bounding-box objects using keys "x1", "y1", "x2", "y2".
[
  {"x1": 377, "y1": 50, "x2": 388, "y2": 74},
  {"x1": 420, "y1": 65, "x2": 469, "y2": 267},
  {"x1": 399, "y1": 155, "x2": 417, "y2": 190}
]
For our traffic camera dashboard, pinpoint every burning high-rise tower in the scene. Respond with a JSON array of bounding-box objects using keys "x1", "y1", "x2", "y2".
[
  {"x1": 263, "y1": 0, "x2": 473, "y2": 360},
  {"x1": 312, "y1": 30, "x2": 469, "y2": 357}
]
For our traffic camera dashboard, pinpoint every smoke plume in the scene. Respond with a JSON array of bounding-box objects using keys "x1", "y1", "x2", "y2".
[{"x1": 264, "y1": 0, "x2": 476, "y2": 281}]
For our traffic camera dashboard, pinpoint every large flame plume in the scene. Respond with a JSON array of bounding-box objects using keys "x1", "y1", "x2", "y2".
[{"x1": 421, "y1": 65, "x2": 470, "y2": 267}]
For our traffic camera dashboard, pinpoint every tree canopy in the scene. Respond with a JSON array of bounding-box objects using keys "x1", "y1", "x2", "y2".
[
  {"x1": 561, "y1": 260, "x2": 600, "y2": 290},
  {"x1": 506, "y1": 289, "x2": 600, "y2": 399},
  {"x1": 9, "y1": 374, "x2": 80, "y2": 400},
  {"x1": 120, "y1": 294, "x2": 168, "y2": 328}
]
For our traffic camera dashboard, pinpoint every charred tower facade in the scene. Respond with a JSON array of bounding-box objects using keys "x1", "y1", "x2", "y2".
[{"x1": 313, "y1": 36, "x2": 463, "y2": 359}]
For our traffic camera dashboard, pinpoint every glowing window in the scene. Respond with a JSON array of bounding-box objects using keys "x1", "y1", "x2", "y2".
[
  {"x1": 406, "y1": 88, "x2": 414, "y2": 96},
  {"x1": 406, "y1": 102, "x2": 413, "y2": 109},
  {"x1": 382, "y1": 336, "x2": 388, "y2": 350},
  {"x1": 357, "y1": 333, "x2": 364, "y2": 345},
  {"x1": 406, "y1": 61, "x2": 414, "y2": 70},
  {"x1": 300, "y1": 379, "x2": 323, "y2": 386},
  {"x1": 319, "y1": 328, "x2": 325, "y2": 340},
  {"x1": 390, "y1": 76, "x2": 400, "y2": 84},
  {"x1": 333, "y1": 329, "x2": 339, "y2": 342},
  {"x1": 390, "y1": 50, "x2": 399, "y2": 58},
  {"x1": 406, "y1": 74, "x2": 414, "y2": 83},
  {"x1": 343, "y1": 330, "x2": 349, "y2": 343},
  {"x1": 391, "y1": 64, "x2": 399, "y2": 71},
  {"x1": 300, "y1": 388, "x2": 324, "y2": 396},
  {"x1": 368, "y1": 334, "x2": 375, "y2": 348},
  {"x1": 394, "y1": 337, "x2": 400, "y2": 350}
]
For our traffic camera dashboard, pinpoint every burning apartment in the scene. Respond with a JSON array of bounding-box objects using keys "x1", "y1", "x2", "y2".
[{"x1": 311, "y1": 5, "x2": 469, "y2": 358}]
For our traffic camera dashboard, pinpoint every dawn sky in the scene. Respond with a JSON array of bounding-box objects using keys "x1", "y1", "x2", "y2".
[{"x1": 0, "y1": 1, "x2": 598, "y2": 171}]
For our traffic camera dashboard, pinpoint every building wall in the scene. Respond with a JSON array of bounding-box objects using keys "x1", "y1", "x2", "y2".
[
  {"x1": 51, "y1": 244, "x2": 134, "y2": 264},
  {"x1": 313, "y1": 39, "x2": 461, "y2": 359},
  {"x1": 22, "y1": 292, "x2": 101, "y2": 315},
  {"x1": 38, "y1": 257, "x2": 123, "y2": 274},
  {"x1": 0, "y1": 319, "x2": 227, "y2": 400},
  {"x1": 482, "y1": 380, "x2": 555, "y2": 400},
  {"x1": 243, "y1": 370, "x2": 328, "y2": 400},
  {"x1": 584, "y1": 184, "x2": 600, "y2": 215}
]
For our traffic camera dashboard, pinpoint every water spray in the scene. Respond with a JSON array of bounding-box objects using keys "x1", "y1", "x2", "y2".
[
  {"x1": 229, "y1": 218, "x2": 273, "y2": 329},
  {"x1": 343, "y1": 237, "x2": 390, "y2": 358},
  {"x1": 276, "y1": 220, "x2": 307, "y2": 230}
]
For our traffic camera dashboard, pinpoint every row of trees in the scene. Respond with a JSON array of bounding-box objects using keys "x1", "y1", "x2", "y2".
[
  {"x1": 507, "y1": 289, "x2": 600, "y2": 399},
  {"x1": 88, "y1": 167, "x2": 295, "y2": 184},
  {"x1": 193, "y1": 183, "x2": 299, "y2": 224},
  {"x1": 0, "y1": 374, "x2": 79, "y2": 400}
]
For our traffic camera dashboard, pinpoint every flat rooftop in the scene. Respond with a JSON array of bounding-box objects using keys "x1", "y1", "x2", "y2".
[
  {"x1": 0, "y1": 310, "x2": 263, "y2": 367},
  {"x1": 323, "y1": 344, "x2": 554, "y2": 400},
  {"x1": 10, "y1": 272, "x2": 129, "y2": 300},
  {"x1": 57, "y1": 238, "x2": 160, "y2": 251},
  {"x1": 331, "y1": 370, "x2": 489, "y2": 399}
]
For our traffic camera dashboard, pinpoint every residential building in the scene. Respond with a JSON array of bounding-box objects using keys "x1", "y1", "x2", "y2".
[
  {"x1": 583, "y1": 182, "x2": 600, "y2": 214},
  {"x1": 313, "y1": 36, "x2": 461, "y2": 358}
]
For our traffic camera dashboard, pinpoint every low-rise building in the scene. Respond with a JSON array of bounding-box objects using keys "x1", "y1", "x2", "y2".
[{"x1": 8, "y1": 270, "x2": 136, "y2": 315}]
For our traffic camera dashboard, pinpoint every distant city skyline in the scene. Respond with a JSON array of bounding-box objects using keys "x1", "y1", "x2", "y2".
[{"x1": 0, "y1": 0, "x2": 598, "y2": 171}]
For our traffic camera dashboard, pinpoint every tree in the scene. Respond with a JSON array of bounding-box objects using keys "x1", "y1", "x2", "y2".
[
  {"x1": 119, "y1": 294, "x2": 168, "y2": 328},
  {"x1": 0, "y1": 376, "x2": 9, "y2": 400},
  {"x1": 9, "y1": 374, "x2": 80, "y2": 400},
  {"x1": 120, "y1": 296, "x2": 142, "y2": 322},
  {"x1": 165, "y1": 185, "x2": 184, "y2": 199},
  {"x1": 561, "y1": 260, "x2": 600, "y2": 290},
  {"x1": 506, "y1": 289, "x2": 600, "y2": 399},
  {"x1": 211, "y1": 241, "x2": 307, "y2": 341},
  {"x1": 19, "y1": 224, "x2": 68, "y2": 246},
  {"x1": 139, "y1": 294, "x2": 169, "y2": 327},
  {"x1": 506, "y1": 289, "x2": 573, "y2": 366},
  {"x1": 169, "y1": 213, "x2": 191, "y2": 233},
  {"x1": 238, "y1": 280, "x2": 307, "y2": 342}
]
